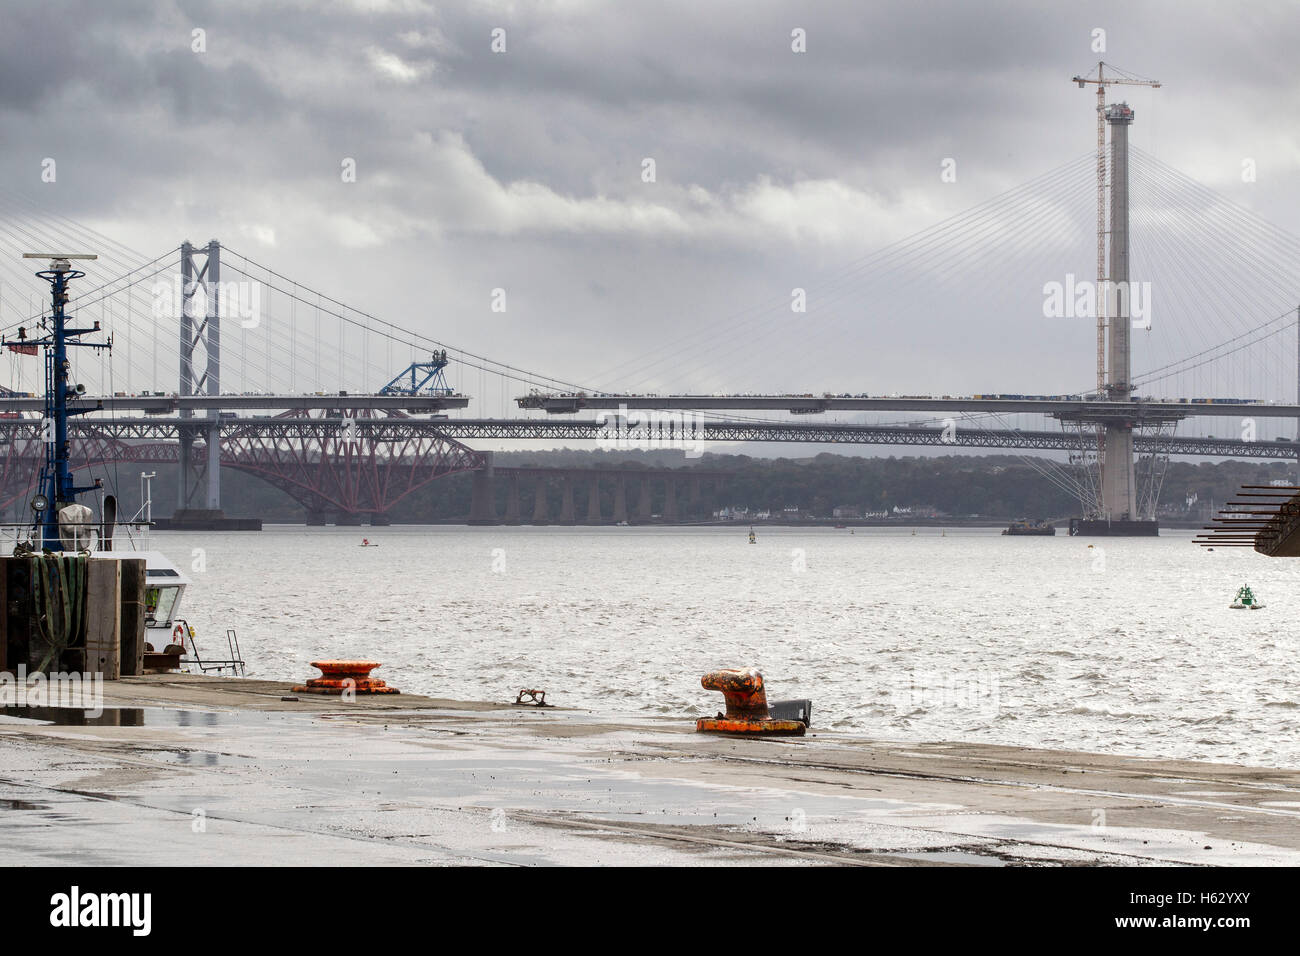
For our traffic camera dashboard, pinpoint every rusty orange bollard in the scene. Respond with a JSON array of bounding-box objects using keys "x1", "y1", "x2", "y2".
[
  {"x1": 696, "y1": 667, "x2": 805, "y2": 736},
  {"x1": 291, "y1": 660, "x2": 400, "y2": 695}
]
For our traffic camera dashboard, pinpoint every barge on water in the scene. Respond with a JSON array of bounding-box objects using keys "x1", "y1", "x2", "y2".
[
  {"x1": 1068, "y1": 517, "x2": 1159, "y2": 536},
  {"x1": 1002, "y1": 519, "x2": 1055, "y2": 536}
]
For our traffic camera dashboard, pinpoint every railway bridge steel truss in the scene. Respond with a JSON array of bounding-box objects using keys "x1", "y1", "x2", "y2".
[{"x1": 0, "y1": 412, "x2": 1292, "y2": 520}]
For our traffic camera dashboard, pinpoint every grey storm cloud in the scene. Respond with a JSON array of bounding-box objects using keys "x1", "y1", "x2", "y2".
[{"x1": 1, "y1": 0, "x2": 1299, "y2": 414}]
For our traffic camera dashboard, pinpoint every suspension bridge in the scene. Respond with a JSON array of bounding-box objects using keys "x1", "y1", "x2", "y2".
[{"x1": 3, "y1": 89, "x2": 1300, "y2": 528}]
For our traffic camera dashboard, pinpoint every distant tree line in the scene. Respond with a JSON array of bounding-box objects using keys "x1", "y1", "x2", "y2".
[{"x1": 79, "y1": 450, "x2": 1297, "y2": 523}]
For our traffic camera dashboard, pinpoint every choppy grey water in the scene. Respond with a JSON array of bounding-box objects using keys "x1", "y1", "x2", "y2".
[{"x1": 161, "y1": 525, "x2": 1300, "y2": 768}]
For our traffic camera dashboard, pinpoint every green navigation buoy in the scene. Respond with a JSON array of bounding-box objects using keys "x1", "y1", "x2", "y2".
[{"x1": 1230, "y1": 584, "x2": 1265, "y2": 610}]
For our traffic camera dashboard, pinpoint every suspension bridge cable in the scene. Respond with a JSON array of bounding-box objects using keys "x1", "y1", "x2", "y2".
[
  {"x1": 220, "y1": 248, "x2": 599, "y2": 396},
  {"x1": 590, "y1": 153, "x2": 1096, "y2": 387},
  {"x1": 681, "y1": 165, "x2": 1096, "y2": 393},
  {"x1": 607, "y1": 154, "x2": 1096, "y2": 391},
  {"x1": 635, "y1": 157, "x2": 1097, "y2": 392}
]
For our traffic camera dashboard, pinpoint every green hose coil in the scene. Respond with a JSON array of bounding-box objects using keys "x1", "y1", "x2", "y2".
[{"x1": 32, "y1": 554, "x2": 87, "y2": 673}]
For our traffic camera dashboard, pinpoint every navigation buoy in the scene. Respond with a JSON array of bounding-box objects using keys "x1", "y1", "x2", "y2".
[{"x1": 1230, "y1": 584, "x2": 1265, "y2": 610}]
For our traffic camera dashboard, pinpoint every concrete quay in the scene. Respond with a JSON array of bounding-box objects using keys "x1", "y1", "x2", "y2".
[{"x1": 2, "y1": 674, "x2": 1299, "y2": 866}]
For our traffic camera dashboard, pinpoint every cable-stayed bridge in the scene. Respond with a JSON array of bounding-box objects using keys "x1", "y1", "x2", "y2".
[{"x1": 3, "y1": 105, "x2": 1300, "y2": 526}]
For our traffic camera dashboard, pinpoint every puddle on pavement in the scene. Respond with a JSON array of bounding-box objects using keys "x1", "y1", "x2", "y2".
[
  {"x1": 284, "y1": 755, "x2": 931, "y2": 828},
  {"x1": 149, "y1": 749, "x2": 258, "y2": 767},
  {"x1": 0, "y1": 798, "x2": 50, "y2": 810},
  {"x1": 0, "y1": 706, "x2": 272, "y2": 728},
  {"x1": 1, "y1": 706, "x2": 149, "y2": 726}
]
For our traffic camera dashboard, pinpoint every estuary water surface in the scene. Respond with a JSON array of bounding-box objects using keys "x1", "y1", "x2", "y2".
[{"x1": 161, "y1": 525, "x2": 1300, "y2": 768}]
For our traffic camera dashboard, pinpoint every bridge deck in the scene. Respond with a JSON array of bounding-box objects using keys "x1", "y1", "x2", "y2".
[
  {"x1": 0, "y1": 394, "x2": 469, "y2": 413},
  {"x1": 517, "y1": 393, "x2": 1300, "y2": 419}
]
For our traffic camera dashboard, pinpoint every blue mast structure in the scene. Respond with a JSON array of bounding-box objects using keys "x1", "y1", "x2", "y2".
[
  {"x1": 379, "y1": 350, "x2": 454, "y2": 396},
  {"x1": 2, "y1": 254, "x2": 110, "y2": 550}
]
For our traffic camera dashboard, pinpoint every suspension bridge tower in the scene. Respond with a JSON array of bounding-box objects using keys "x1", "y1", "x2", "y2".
[
  {"x1": 169, "y1": 239, "x2": 242, "y2": 530},
  {"x1": 1098, "y1": 102, "x2": 1139, "y2": 524},
  {"x1": 1063, "y1": 64, "x2": 1173, "y2": 536}
]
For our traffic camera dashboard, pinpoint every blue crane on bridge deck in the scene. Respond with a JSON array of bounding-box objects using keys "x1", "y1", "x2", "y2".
[{"x1": 379, "y1": 350, "x2": 454, "y2": 396}]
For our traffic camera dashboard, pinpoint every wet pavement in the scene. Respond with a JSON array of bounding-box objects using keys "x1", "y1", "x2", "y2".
[{"x1": 2, "y1": 675, "x2": 1300, "y2": 866}]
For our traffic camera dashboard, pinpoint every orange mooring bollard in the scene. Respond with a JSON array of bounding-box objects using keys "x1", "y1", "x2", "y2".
[
  {"x1": 291, "y1": 660, "x2": 401, "y2": 695},
  {"x1": 696, "y1": 668, "x2": 806, "y2": 736}
]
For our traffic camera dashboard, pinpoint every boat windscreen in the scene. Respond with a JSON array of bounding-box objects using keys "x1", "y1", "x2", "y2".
[{"x1": 145, "y1": 585, "x2": 180, "y2": 626}]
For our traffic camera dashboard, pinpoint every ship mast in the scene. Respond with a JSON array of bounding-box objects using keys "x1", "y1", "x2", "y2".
[{"x1": 4, "y1": 254, "x2": 111, "y2": 550}]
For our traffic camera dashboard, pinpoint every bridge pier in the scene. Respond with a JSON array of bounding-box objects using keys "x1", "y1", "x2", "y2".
[
  {"x1": 559, "y1": 474, "x2": 576, "y2": 524},
  {"x1": 664, "y1": 477, "x2": 679, "y2": 522},
  {"x1": 613, "y1": 477, "x2": 628, "y2": 523},
  {"x1": 1101, "y1": 425, "x2": 1137, "y2": 520},
  {"x1": 504, "y1": 473, "x2": 521, "y2": 524},
  {"x1": 468, "y1": 452, "x2": 498, "y2": 525},
  {"x1": 176, "y1": 433, "x2": 192, "y2": 513},
  {"x1": 532, "y1": 478, "x2": 549, "y2": 524},
  {"x1": 637, "y1": 477, "x2": 652, "y2": 521},
  {"x1": 204, "y1": 422, "x2": 221, "y2": 511},
  {"x1": 585, "y1": 478, "x2": 602, "y2": 523}
]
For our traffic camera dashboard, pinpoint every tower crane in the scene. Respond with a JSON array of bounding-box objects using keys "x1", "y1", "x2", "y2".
[{"x1": 1072, "y1": 62, "x2": 1161, "y2": 393}]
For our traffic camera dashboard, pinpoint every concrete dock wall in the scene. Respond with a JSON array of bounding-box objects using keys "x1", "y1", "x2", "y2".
[{"x1": 0, "y1": 555, "x2": 145, "y2": 680}]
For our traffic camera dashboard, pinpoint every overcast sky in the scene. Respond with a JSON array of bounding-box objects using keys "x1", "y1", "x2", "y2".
[{"x1": 2, "y1": 0, "x2": 1299, "y2": 419}]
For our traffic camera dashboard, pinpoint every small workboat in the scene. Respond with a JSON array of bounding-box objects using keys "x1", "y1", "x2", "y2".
[
  {"x1": 360, "y1": 538, "x2": 379, "y2": 548},
  {"x1": 748, "y1": 528, "x2": 756, "y2": 544},
  {"x1": 1230, "y1": 584, "x2": 1264, "y2": 610}
]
